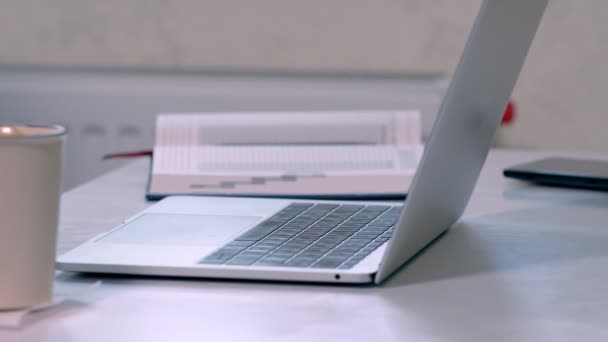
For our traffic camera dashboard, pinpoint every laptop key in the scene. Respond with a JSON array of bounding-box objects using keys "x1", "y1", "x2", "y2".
[
  {"x1": 334, "y1": 204, "x2": 364, "y2": 212},
  {"x1": 236, "y1": 253, "x2": 266, "y2": 262},
  {"x1": 255, "y1": 241, "x2": 282, "y2": 249},
  {"x1": 201, "y1": 251, "x2": 239, "y2": 264},
  {"x1": 245, "y1": 247, "x2": 274, "y2": 254},
  {"x1": 217, "y1": 245, "x2": 248, "y2": 252},
  {"x1": 365, "y1": 205, "x2": 391, "y2": 212},
  {"x1": 311, "y1": 257, "x2": 348, "y2": 269},
  {"x1": 225, "y1": 257, "x2": 257, "y2": 266},
  {"x1": 326, "y1": 250, "x2": 355, "y2": 258},
  {"x1": 285, "y1": 257, "x2": 317, "y2": 267},
  {"x1": 236, "y1": 221, "x2": 287, "y2": 241},
  {"x1": 255, "y1": 259, "x2": 287, "y2": 266},
  {"x1": 338, "y1": 261, "x2": 358, "y2": 269},
  {"x1": 201, "y1": 259, "x2": 226, "y2": 265},
  {"x1": 235, "y1": 203, "x2": 313, "y2": 241},
  {"x1": 312, "y1": 203, "x2": 339, "y2": 211},
  {"x1": 224, "y1": 240, "x2": 256, "y2": 248}
]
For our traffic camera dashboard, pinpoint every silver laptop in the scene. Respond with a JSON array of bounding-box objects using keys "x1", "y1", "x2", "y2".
[{"x1": 57, "y1": 0, "x2": 548, "y2": 284}]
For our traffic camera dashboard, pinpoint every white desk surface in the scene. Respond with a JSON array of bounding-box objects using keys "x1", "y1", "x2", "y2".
[{"x1": 3, "y1": 149, "x2": 608, "y2": 342}]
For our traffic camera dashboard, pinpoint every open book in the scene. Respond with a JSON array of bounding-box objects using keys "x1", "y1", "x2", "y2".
[{"x1": 147, "y1": 112, "x2": 423, "y2": 200}]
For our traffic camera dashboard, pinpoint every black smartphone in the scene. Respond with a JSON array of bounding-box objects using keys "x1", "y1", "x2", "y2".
[{"x1": 503, "y1": 157, "x2": 608, "y2": 191}]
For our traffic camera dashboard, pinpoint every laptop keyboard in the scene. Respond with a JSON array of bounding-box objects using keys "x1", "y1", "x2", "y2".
[{"x1": 200, "y1": 203, "x2": 401, "y2": 269}]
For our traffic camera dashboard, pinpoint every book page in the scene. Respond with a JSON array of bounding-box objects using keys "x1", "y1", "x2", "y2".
[
  {"x1": 155, "y1": 111, "x2": 422, "y2": 147},
  {"x1": 152, "y1": 145, "x2": 423, "y2": 176},
  {"x1": 149, "y1": 111, "x2": 422, "y2": 198}
]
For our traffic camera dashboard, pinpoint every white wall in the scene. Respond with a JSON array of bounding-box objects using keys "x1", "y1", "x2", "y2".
[
  {"x1": 0, "y1": 0, "x2": 478, "y2": 71},
  {"x1": 0, "y1": 0, "x2": 607, "y2": 151}
]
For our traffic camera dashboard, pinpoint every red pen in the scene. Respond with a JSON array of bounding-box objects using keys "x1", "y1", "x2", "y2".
[{"x1": 102, "y1": 150, "x2": 153, "y2": 160}]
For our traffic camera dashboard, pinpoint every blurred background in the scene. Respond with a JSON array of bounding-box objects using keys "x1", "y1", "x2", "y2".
[{"x1": 0, "y1": 0, "x2": 606, "y2": 189}]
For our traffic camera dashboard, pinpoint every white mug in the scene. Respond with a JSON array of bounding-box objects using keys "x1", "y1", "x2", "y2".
[{"x1": 0, "y1": 124, "x2": 66, "y2": 310}]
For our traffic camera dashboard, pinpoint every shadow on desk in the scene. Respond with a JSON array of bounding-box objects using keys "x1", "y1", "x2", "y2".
[
  {"x1": 384, "y1": 202, "x2": 608, "y2": 287},
  {"x1": 371, "y1": 201, "x2": 608, "y2": 342}
]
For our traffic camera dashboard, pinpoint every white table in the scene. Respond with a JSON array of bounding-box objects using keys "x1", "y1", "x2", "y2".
[{"x1": 3, "y1": 149, "x2": 608, "y2": 341}]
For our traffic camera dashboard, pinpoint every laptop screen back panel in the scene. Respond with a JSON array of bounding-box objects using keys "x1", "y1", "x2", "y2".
[{"x1": 376, "y1": 0, "x2": 548, "y2": 283}]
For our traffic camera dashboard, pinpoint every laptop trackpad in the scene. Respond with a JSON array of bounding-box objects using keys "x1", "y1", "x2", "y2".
[{"x1": 98, "y1": 213, "x2": 262, "y2": 246}]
